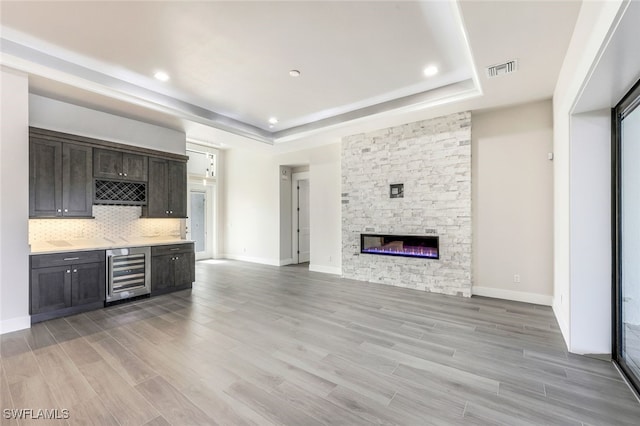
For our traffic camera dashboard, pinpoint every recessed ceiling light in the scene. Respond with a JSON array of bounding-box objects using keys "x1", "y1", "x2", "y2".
[
  {"x1": 154, "y1": 71, "x2": 170, "y2": 82},
  {"x1": 289, "y1": 70, "x2": 301, "y2": 77},
  {"x1": 268, "y1": 117, "x2": 278, "y2": 125},
  {"x1": 269, "y1": 125, "x2": 274, "y2": 129},
  {"x1": 423, "y1": 65, "x2": 438, "y2": 77}
]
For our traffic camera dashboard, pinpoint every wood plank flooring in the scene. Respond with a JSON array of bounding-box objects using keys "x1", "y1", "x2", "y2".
[{"x1": 2, "y1": 259, "x2": 639, "y2": 425}]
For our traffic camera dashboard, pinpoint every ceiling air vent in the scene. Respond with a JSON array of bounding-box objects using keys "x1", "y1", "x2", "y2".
[{"x1": 486, "y1": 59, "x2": 518, "y2": 78}]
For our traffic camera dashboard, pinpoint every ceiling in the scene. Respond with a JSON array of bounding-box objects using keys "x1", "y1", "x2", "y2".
[{"x1": 0, "y1": 1, "x2": 581, "y2": 148}]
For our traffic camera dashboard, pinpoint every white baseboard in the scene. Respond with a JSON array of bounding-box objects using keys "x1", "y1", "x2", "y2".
[
  {"x1": 309, "y1": 264, "x2": 342, "y2": 275},
  {"x1": 221, "y1": 254, "x2": 280, "y2": 266},
  {"x1": 472, "y1": 286, "x2": 552, "y2": 306},
  {"x1": 279, "y1": 258, "x2": 294, "y2": 266},
  {"x1": 0, "y1": 315, "x2": 31, "y2": 335}
]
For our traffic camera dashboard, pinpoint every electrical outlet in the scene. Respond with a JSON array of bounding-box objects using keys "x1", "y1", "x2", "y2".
[{"x1": 514, "y1": 274, "x2": 521, "y2": 283}]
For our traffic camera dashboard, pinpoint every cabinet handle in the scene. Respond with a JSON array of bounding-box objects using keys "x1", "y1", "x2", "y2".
[
  {"x1": 124, "y1": 173, "x2": 127, "y2": 177},
  {"x1": 64, "y1": 209, "x2": 68, "y2": 213},
  {"x1": 63, "y1": 257, "x2": 79, "y2": 261},
  {"x1": 170, "y1": 248, "x2": 180, "y2": 251},
  {"x1": 73, "y1": 269, "x2": 77, "y2": 273},
  {"x1": 169, "y1": 211, "x2": 173, "y2": 214},
  {"x1": 66, "y1": 269, "x2": 71, "y2": 274},
  {"x1": 119, "y1": 172, "x2": 123, "y2": 176},
  {"x1": 57, "y1": 209, "x2": 62, "y2": 213},
  {"x1": 165, "y1": 211, "x2": 169, "y2": 214}
]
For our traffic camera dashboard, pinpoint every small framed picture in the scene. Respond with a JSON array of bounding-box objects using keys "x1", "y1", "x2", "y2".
[{"x1": 390, "y1": 183, "x2": 404, "y2": 198}]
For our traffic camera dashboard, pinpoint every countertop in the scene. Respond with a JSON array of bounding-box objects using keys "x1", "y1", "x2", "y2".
[{"x1": 30, "y1": 236, "x2": 193, "y2": 255}]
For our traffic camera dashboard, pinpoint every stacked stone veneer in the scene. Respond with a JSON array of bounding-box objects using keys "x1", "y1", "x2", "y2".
[{"x1": 342, "y1": 112, "x2": 472, "y2": 296}]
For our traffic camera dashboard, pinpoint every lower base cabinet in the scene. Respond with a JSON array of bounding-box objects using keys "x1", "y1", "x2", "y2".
[
  {"x1": 29, "y1": 243, "x2": 195, "y2": 323},
  {"x1": 30, "y1": 250, "x2": 105, "y2": 323},
  {"x1": 151, "y1": 243, "x2": 195, "y2": 295}
]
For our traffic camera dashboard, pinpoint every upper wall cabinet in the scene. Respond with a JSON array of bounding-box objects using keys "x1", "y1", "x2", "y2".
[
  {"x1": 94, "y1": 148, "x2": 148, "y2": 182},
  {"x1": 143, "y1": 158, "x2": 187, "y2": 218},
  {"x1": 30, "y1": 138, "x2": 93, "y2": 218},
  {"x1": 29, "y1": 127, "x2": 188, "y2": 218}
]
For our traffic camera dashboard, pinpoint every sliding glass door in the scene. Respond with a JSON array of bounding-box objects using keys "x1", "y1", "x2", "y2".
[{"x1": 613, "y1": 79, "x2": 640, "y2": 394}]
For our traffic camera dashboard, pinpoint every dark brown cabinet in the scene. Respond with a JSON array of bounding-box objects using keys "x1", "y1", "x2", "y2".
[
  {"x1": 94, "y1": 148, "x2": 148, "y2": 182},
  {"x1": 151, "y1": 243, "x2": 195, "y2": 295},
  {"x1": 144, "y1": 158, "x2": 187, "y2": 218},
  {"x1": 30, "y1": 127, "x2": 189, "y2": 218},
  {"x1": 30, "y1": 250, "x2": 105, "y2": 323},
  {"x1": 30, "y1": 138, "x2": 93, "y2": 218}
]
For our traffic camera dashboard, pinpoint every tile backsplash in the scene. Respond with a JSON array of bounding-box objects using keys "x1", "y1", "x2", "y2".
[{"x1": 29, "y1": 205, "x2": 183, "y2": 243}]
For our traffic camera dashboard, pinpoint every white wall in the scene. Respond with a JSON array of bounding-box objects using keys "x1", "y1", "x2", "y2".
[
  {"x1": 472, "y1": 100, "x2": 554, "y2": 305},
  {"x1": 223, "y1": 147, "x2": 280, "y2": 265},
  {"x1": 215, "y1": 150, "x2": 225, "y2": 258},
  {"x1": 0, "y1": 69, "x2": 30, "y2": 334},
  {"x1": 29, "y1": 94, "x2": 186, "y2": 155},
  {"x1": 552, "y1": 0, "x2": 625, "y2": 353},
  {"x1": 223, "y1": 143, "x2": 341, "y2": 273},
  {"x1": 308, "y1": 149, "x2": 341, "y2": 274},
  {"x1": 279, "y1": 166, "x2": 293, "y2": 264},
  {"x1": 570, "y1": 110, "x2": 612, "y2": 354}
]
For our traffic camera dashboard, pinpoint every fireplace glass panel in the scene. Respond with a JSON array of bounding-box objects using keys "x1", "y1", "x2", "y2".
[{"x1": 360, "y1": 234, "x2": 439, "y2": 259}]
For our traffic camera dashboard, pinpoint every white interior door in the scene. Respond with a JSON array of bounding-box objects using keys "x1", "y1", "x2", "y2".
[{"x1": 297, "y1": 179, "x2": 310, "y2": 263}]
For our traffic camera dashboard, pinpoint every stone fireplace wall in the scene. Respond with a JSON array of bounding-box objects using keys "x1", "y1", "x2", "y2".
[{"x1": 341, "y1": 112, "x2": 472, "y2": 296}]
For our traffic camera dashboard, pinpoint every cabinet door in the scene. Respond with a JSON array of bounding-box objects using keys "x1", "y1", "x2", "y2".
[
  {"x1": 31, "y1": 266, "x2": 72, "y2": 314},
  {"x1": 147, "y1": 158, "x2": 169, "y2": 217},
  {"x1": 62, "y1": 143, "x2": 93, "y2": 217},
  {"x1": 29, "y1": 139, "x2": 62, "y2": 217},
  {"x1": 71, "y1": 262, "x2": 105, "y2": 306},
  {"x1": 122, "y1": 153, "x2": 148, "y2": 182},
  {"x1": 152, "y1": 254, "x2": 174, "y2": 291},
  {"x1": 93, "y1": 149, "x2": 122, "y2": 179},
  {"x1": 173, "y1": 252, "x2": 195, "y2": 287},
  {"x1": 168, "y1": 161, "x2": 187, "y2": 218}
]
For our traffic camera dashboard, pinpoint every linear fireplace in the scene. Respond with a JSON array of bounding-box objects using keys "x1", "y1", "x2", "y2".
[{"x1": 360, "y1": 234, "x2": 439, "y2": 259}]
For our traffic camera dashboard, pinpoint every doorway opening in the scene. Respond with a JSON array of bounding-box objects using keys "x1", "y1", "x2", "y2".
[
  {"x1": 187, "y1": 183, "x2": 214, "y2": 260},
  {"x1": 292, "y1": 171, "x2": 310, "y2": 264}
]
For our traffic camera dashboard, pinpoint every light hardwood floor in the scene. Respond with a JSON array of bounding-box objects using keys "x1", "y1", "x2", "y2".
[{"x1": 2, "y1": 259, "x2": 640, "y2": 425}]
